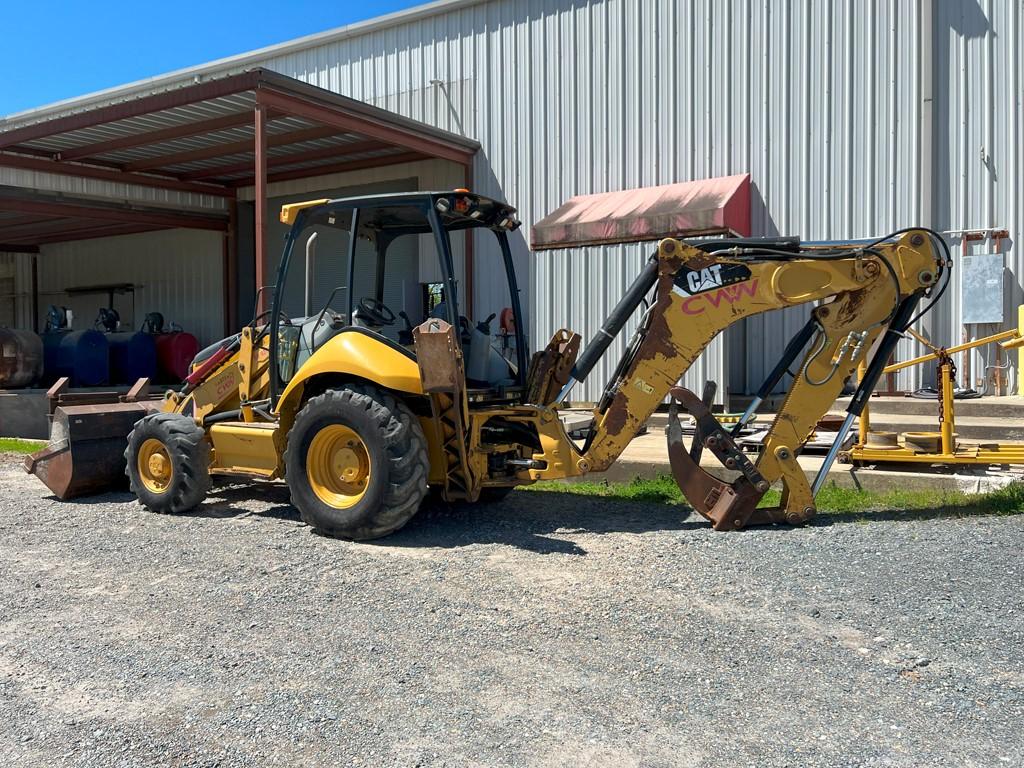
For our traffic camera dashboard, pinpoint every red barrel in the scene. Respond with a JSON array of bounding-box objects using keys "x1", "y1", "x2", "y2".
[{"x1": 154, "y1": 332, "x2": 199, "y2": 382}]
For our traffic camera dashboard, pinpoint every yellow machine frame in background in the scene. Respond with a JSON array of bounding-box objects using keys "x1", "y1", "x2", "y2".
[{"x1": 847, "y1": 307, "x2": 1024, "y2": 466}]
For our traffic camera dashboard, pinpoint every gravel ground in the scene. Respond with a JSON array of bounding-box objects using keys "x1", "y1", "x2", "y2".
[{"x1": 1, "y1": 455, "x2": 1022, "y2": 768}]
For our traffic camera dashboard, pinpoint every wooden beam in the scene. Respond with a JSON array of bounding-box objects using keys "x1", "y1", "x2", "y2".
[
  {"x1": 0, "y1": 152, "x2": 234, "y2": 197},
  {"x1": 179, "y1": 139, "x2": 391, "y2": 181},
  {"x1": 124, "y1": 125, "x2": 341, "y2": 172}
]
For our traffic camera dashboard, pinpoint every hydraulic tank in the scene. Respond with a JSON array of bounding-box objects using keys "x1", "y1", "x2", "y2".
[
  {"x1": 154, "y1": 332, "x2": 199, "y2": 382},
  {"x1": 107, "y1": 331, "x2": 157, "y2": 385},
  {"x1": 42, "y1": 330, "x2": 109, "y2": 386},
  {"x1": 0, "y1": 328, "x2": 44, "y2": 388}
]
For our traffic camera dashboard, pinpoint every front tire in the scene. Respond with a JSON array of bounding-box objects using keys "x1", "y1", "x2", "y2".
[
  {"x1": 125, "y1": 412, "x2": 211, "y2": 513},
  {"x1": 284, "y1": 385, "x2": 429, "y2": 540}
]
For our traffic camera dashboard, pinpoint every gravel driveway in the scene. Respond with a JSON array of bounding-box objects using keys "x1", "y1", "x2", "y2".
[{"x1": 1, "y1": 455, "x2": 1022, "y2": 767}]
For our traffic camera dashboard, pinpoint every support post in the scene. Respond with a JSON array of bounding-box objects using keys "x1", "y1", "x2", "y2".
[
  {"x1": 31, "y1": 253, "x2": 39, "y2": 333},
  {"x1": 225, "y1": 198, "x2": 238, "y2": 334},
  {"x1": 254, "y1": 104, "x2": 269, "y2": 316},
  {"x1": 1018, "y1": 305, "x2": 1024, "y2": 395},
  {"x1": 940, "y1": 361, "x2": 955, "y2": 455}
]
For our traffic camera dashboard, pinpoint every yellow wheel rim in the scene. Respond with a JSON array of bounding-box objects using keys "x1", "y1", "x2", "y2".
[
  {"x1": 306, "y1": 424, "x2": 371, "y2": 509},
  {"x1": 137, "y1": 438, "x2": 173, "y2": 494}
]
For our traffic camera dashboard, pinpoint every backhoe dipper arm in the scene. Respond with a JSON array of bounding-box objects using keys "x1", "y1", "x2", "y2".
[{"x1": 576, "y1": 231, "x2": 942, "y2": 528}]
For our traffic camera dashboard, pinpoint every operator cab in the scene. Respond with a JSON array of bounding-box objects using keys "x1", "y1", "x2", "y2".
[{"x1": 268, "y1": 190, "x2": 526, "y2": 404}]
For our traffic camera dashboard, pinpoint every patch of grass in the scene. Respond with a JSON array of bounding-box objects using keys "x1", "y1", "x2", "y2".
[
  {"x1": 0, "y1": 437, "x2": 45, "y2": 455},
  {"x1": 526, "y1": 474, "x2": 1024, "y2": 517}
]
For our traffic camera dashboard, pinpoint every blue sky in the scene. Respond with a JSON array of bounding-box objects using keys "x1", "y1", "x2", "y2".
[{"x1": 0, "y1": 0, "x2": 427, "y2": 116}]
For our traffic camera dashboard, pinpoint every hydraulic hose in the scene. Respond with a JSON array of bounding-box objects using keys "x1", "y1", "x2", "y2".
[
  {"x1": 733, "y1": 318, "x2": 820, "y2": 435},
  {"x1": 557, "y1": 256, "x2": 659, "y2": 402}
]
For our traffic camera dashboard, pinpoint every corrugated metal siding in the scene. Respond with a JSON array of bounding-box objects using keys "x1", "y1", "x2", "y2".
[
  {"x1": 241, "y1": 0, "x2": 932, "y2": 402},
  {"x1": 5, "y1": 0, "x2": 1024, "y2": 400},
  {"x1": 0, "y1": 253, "x2": 33, "y2": 329},
  {"x1": 36, "y1": 229, "x2": 224, "y2": 347},
  {"x1": 924, "y1": 0, "x2": 1023, "y2": 394},
  {"x1": 0, "y1": 167, "x2": 229, "y2": 213}
]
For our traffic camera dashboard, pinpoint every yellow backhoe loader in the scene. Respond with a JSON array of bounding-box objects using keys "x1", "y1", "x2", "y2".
[{"x1": 26, "y1": 190, "x2": 949, "y2": 538}]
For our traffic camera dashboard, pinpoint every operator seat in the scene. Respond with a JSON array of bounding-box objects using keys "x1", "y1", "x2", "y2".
[{"x1": 293, "y1": 310, "x2": 347, "y2": 371}]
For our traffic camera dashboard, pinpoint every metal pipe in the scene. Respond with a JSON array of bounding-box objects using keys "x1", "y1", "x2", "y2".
[
  {"x1": 812, "y1": 412, "x2": 856, "y2": 496},
  {"x1": 883, "y1": 328, "x2": 1017, "y2": 373},
  {"x1": 304, "y1": 232, "x2": 318, "y2": 316}
]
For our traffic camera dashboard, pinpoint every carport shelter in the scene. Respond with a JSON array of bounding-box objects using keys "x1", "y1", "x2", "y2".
[{"x1": 0, "y1": 69, "x2": 479, "y2": 338}]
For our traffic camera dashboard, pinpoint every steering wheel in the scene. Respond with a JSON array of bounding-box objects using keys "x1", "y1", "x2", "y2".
[{"x1": 358, "y1": 297, "x2": 396, "y2": 326}]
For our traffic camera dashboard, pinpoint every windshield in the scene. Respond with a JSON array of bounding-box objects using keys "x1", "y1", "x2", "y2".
[{"x1": 277, "y1": 210, "x2": 355, "y2": 322}]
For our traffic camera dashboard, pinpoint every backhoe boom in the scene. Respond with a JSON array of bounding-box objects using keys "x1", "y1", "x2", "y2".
[{"x1": 567, "y1": 230, "x2": 944, "y2": 528}]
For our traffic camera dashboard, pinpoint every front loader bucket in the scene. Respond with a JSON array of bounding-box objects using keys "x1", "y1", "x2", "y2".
[{"x1": 24, "y1": 402, "x2": 159, "y2": 499}]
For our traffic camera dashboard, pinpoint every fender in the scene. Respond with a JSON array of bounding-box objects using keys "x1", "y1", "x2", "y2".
[{"x1": 276, "y1": 329, "x2": 423, "y2": 415}]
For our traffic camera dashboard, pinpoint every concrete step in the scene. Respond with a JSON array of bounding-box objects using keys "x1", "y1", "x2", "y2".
[{"x1": 640, "y1": 404, "x2": 1024, "y2": 442}]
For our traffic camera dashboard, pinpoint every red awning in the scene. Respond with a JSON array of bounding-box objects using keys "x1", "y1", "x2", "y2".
[{"x1": 531, "y1": 173, "x2": 751, "y2": 250}]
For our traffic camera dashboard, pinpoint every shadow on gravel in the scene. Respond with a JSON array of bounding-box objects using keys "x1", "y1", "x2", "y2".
[
  {"x1": 190, "y1": 482, "x2": 300, "y2": 522},
  {"x1": 812, "y1": 505, "x2": 1024, "y2": 526},
  {"x1": 45, "y1": 489, "x2": 134, "y2": 504},
  {"x1": 386, "y1": 489, "x2": 1024, "y2": 552},
  {"x1": 380, "y1": 490, "x2": 704, "y2": 555},
  {"x1": 49, "y1": 476, "x2": 1018, "y2": 548}
]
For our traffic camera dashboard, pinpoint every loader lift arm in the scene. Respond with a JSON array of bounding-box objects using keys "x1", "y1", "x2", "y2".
[{"x1": 554, "y1": 229, "x2": 948, "y2": 529}]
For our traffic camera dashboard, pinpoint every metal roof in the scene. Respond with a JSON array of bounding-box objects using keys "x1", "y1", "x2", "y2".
[
  {"x1": 0, "y1": 0, "x2": 485, "y2": 127},
  {"x1": 0, "y1": 69, "x2": 478, "y2": 248},
  {"x1": 0, "y1": 188, "x2": 228, "y2": 253}
]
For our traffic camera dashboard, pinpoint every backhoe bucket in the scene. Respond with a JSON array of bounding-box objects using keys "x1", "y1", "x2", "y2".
[{"x1": 24, "y1": 401, "x2": 159, "y2": 499}]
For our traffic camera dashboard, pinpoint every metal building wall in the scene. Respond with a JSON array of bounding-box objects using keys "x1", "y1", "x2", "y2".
[
  {"x1": 924, "y1": 0, "x2": 1023, "y2": 394},
  {"x1": 0, "y1": 166, "x2": 229, "y2": 214},
  {"x1": 3, "y1": 0, "x2": 1021, "y2": 400},
  {"x1": 248, "y1": 0, "x2": 930, "y2": 402},
  {"x1": 36, "y1": 229, "x2": 225, "y2": 347},
  {"x1": 0, "y1": 252, "x2": 33, "y2": 329}
]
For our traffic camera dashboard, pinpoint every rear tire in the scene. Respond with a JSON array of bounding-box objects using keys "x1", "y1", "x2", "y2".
[
  {"x1": 125, "y1": 412, "x2": 211, "y2": 513},
  {"x1": 284, "y1": 385, "x2": 429, "y2": 540}
]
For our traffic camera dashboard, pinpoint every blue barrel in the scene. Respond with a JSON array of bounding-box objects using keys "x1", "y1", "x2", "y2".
[
  {"x1": 42, "y1": 330, "x2": 109, "y2": 386},
  {"x1": 107, "y1": 331, "x2": 157, "y2": 385}
]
